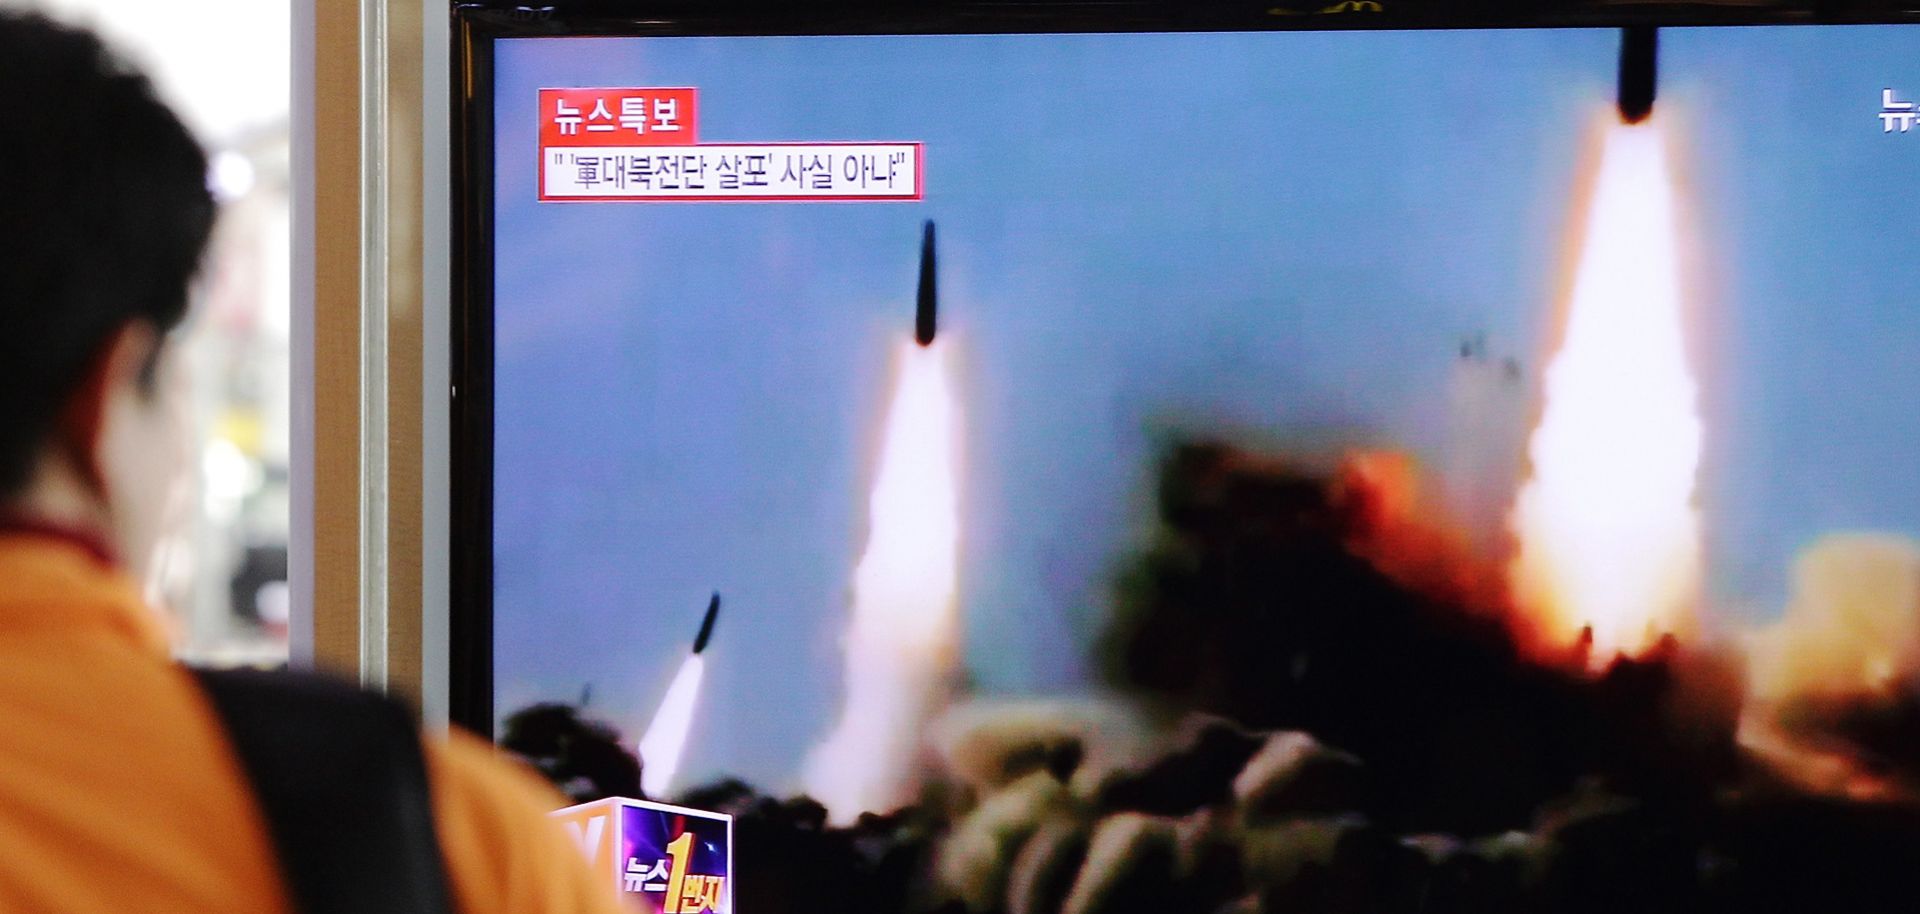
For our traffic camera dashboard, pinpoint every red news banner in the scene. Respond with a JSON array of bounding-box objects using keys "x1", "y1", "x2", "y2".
[{"x1": 538, "y1": 87, "x2": 923, "y2": 202}]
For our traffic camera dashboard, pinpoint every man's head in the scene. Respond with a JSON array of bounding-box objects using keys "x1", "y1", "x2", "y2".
[{"x1": 0, "y1": 12, "x2": 214, "y2": 574}]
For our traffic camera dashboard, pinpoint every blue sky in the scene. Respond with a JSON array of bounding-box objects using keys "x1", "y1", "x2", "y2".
[{"x1": 490, "y1": 27, "x2": 1920, "y2": 793}]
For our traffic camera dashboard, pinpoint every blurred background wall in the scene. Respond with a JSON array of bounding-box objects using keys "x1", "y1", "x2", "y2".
[
  {"x1": 5, "y1": 1, "x2": 446, "y2": 721},
  {"x1": 6, "y1": 0, "x2": 295, "y2": 668}
]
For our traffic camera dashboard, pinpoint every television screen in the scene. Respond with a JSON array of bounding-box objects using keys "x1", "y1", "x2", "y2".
[{"x1": 474, "y1": 19, "x2": 1920, "y2": 911}]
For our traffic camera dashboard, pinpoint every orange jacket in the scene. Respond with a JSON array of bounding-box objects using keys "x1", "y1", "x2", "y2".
[{"x1": 0, "y1": 532, "x2": 631, "y2": 913}]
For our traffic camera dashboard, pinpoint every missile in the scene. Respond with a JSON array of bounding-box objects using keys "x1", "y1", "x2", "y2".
[
  {"x1": 915, "y1": 220, "x2": 938, "y2": 346},
  {"x1": 1618, "y1": 25, "x2": 1657, "y2": 124},
  {"x1": 691, "y1": 592, "x2": 721, "y2": 655}
]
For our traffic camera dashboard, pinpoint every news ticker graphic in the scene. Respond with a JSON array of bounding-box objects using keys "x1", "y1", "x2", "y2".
[
  {"x1": 543, "y1": 144, "x2": 923, "y2": 201},
  {"x1": 541, "y1": 88, "x2": 700, "y2": 146},
  {"x1": 538, "y1": 87, "x2": 924, "y2": 202},
  {"x1": 553, "y1": 797, "x2": 733, "y2": 914}
]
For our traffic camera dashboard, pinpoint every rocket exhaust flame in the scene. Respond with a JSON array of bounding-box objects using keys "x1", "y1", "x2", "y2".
[
  {"x1": 804, "y1": 338, "x2": 964, "y2": 822},
  {"x1": 1507, "y1": 116, "x2": 1703, "y2": 662},
  {"x1": 639, "y1": 654, "x2": 706, "y2": 798}
]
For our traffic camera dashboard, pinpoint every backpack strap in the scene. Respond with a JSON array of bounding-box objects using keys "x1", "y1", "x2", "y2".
[{"x1": 193, "y1": 667, "x2": 455, "y2": 914}]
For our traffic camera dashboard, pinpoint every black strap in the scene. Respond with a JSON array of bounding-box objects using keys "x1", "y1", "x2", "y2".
[{"x1": 193, "y1": 668, "x2": 455, "y2": 914}]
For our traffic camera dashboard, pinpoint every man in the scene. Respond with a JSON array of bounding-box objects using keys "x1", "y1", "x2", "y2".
[{"x1": 0, "y1": 12, "x2": 627, "y2": 913}]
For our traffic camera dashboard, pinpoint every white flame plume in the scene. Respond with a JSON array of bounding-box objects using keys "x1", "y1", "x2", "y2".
[
  {"x1": 638, "y1": 654, "x2": 707, "y2": 798},
  {"x1": 804, "y1": 339, "x2": 964, "y2": 822},
  {"x1": 1507, "y1": 118, "x2": 1704, "y2": 661}
]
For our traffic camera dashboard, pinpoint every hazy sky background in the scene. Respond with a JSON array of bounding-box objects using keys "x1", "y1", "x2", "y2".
[{"x1": 491, "y1": 27, "x2": 1920, "y2": 793}]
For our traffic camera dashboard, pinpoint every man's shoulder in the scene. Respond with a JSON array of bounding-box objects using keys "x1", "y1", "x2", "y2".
[
  {"x1": 424, "y1": 729, "x2": 631, "y2": 914},
  {"x1": 427, "y1": 728, "x2": 569, "y2": 823}
]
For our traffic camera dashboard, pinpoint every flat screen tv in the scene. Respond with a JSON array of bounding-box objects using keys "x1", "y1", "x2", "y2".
[{"x1": 452, "y1": 2, "x2": 1920, "y2": 909}]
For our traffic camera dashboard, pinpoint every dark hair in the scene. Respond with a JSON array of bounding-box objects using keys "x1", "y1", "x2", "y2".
[{"x1": 0, "y1": 12, "x2": 214, "y2": 495}]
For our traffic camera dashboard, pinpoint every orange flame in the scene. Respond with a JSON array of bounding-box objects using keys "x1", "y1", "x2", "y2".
[
  {"x1": 1507, "y1": 117, "x2": 1703, "y2": 662},
  {"x1": 1342, "y1": 453, "x2": 1511, "y2": 616}
]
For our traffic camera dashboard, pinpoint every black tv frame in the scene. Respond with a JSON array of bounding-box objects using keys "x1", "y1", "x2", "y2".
[{"x1": 447, "y1": 0, "x2": 1920, "y2": 737}]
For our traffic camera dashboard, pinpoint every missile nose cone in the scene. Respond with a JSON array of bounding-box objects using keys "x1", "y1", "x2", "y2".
[
  {"x1": 692, "y1": 592, "x2": 720, "y2": 655},
  {"x1": 915, "y1": 220, "x2": 938, "y2": 346},
  {"x1": 1618, "y1": 25, "x2": 1658, "y2": 124}
]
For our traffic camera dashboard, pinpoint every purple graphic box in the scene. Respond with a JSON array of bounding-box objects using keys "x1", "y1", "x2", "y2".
[{"x1": 553, "y1": 796, "x2": 734, "y2": 913}]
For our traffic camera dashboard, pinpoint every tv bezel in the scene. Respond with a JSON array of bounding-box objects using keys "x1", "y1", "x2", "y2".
[{"x1": 448, "y1": 0, "x2": 1920, "y2": 737}]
